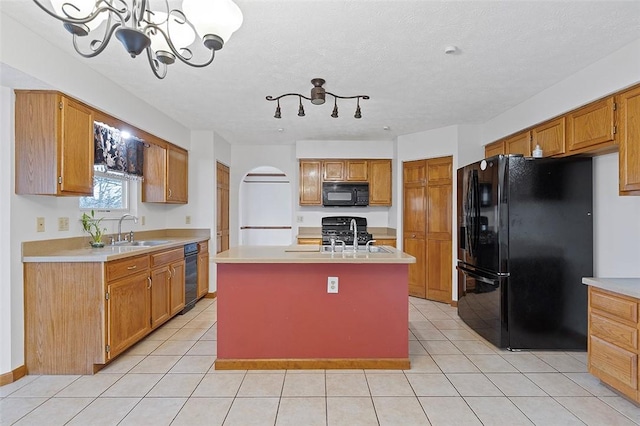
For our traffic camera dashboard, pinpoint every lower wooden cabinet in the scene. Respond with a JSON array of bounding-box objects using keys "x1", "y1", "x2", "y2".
[
  {"x1": 297, "y1": 237, "x2": 322, "y2": 245},
  {"x1": 375, "y1": 238, "x2": 396, "y2": 247},
  {"x1": 107, "y1": 270, "x2": 151, "y2": 360},
  {"x1": 588, "y1": 287, "x2": 640, "y2": 403},
  {"x1": 197, "y1": 241, "x2": 209, "y2": 298},
  {"x1": 24, "y1": 240, "x2": 208, "y2": 375}
]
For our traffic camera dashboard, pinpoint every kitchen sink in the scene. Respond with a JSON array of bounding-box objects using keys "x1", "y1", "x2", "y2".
[
  {"x1": 121, "y1": 240, "x2": 170, "y2": 247},
  {"x1": 320, "y1": 245, "x2": 393, "y2": 254}
]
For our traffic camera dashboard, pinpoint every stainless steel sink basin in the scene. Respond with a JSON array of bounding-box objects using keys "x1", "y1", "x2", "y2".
[
  {"x1": 121, "y1": 240, "x2": 170, "y2": 247},
  {"x1": 320, "y1": 245, "x2": 393, "y2": 254}
]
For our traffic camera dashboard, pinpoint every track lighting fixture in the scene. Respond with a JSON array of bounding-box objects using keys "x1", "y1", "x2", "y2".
[{"x1": 266, "y1": 78, "x2": 369, "y2": 119}]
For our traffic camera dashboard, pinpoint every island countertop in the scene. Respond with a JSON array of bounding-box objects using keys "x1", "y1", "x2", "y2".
[
  {"x1": 214, "y1": 245, "x2": 415, "y2": 264},
  {"x1": 582, "y1": 277, "x2": 640, "y2": 299}
]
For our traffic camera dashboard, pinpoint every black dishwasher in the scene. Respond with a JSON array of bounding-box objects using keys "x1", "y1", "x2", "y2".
[{"x1": 181, "y1": 243, "x2": 198, "y2": 314}]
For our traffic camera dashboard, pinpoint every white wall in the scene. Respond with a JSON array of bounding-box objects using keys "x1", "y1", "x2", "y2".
[{"x1": 0, "y1": 86, "x2": 13, "y2": 375}]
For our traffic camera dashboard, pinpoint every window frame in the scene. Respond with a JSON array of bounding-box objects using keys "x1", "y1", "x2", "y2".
[{"x1": 79, "y1": 172, "x2": 131, "y2": 217}]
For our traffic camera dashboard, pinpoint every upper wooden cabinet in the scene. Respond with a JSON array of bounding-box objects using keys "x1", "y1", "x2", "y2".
[
  {"x1": 300, "y1": 158, "x2": 393, "y2": 206},
  {"x1": 143, "y1": 143, "x2": 188, "y2": 203},
  {"x1": 299, "y1": 160, "x2": 322, "y2": 205},
  {"x1": 346, "y1": 160, "x2": 368, "y2": 181},
  {"x1": 567, "y1": 96, "x2": 616, "y2": 154},
  {"x1": 617, "y1": 86, "x2": 640, "y2": 195},
  {"x1": 369, "y1": 159, "x2": 392, "y2": 206},
  {"x1": 15, "y1": 90, "x2": 94, "y2": 196},
  {"x1": 505, "y1": 131, "x2": 532, "y2": 156},
  {"x1": 484, "y1": 140, "x2": 505, "y2": 158},
  {"x1": 532, "y1": 117, "x2": 565, "y2": 157},
  {"x1": 323, "y1": 160, "x2": 346, "y2": 181}
]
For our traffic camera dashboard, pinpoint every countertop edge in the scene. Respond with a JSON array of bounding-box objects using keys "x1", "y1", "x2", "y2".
[{"x1": 582, "y1": 277, "x2": 640, "y2": 299}]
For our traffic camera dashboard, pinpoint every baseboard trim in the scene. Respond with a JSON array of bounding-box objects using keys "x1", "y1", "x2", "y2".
[
  {"x1": 215, "y1": 358, "x2": 410, "y2": 370},
  {"x1": 0, "y1": 365, "x2": 26, "y2": 386},
  {"x1": 204, "y1": 292, "x2": 217, "y2": 299},
  {"x1": 450, "y1": 300, "x2": 458, "y2": 307}
]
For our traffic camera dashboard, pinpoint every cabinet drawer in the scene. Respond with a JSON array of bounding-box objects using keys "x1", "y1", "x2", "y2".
[
  {"x1": 591, "y1": 288, "x2": 638, "y2": 323},
  {"x1": 589, "y1": 336, "x2": 638, "y2": 390},
  {"x1": 151, "y1": 248, "x2": 184, "y2": 268},
  {"x1": 107, "y1": 255, "x2": 150, "y2": 282},
  {"x1": 590, "y1": 312, "x2": 638, "y2": 351},
  {"x1": 198, "y1": 241, "x2": 208, "y2": 254}
]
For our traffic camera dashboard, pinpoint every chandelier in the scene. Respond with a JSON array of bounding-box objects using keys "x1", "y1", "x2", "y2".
[
  {"x1": 266, "y1": 78, "x2": 370, "y2": 119},
  {"x1": 32, "y1": 0, "x2": 243, "y2": 79}
]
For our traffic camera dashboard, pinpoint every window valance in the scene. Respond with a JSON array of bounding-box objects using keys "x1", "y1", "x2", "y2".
[{"x1": 94, "y1": 121, "x2": 145, "y2": 180}]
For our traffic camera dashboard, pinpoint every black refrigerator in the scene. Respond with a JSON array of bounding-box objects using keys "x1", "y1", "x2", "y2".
[{"x1": 456, "y1": 155, "x2": 593, "y2": 350}]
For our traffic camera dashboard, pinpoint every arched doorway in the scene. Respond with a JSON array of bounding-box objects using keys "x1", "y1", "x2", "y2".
[{"x1": 239, "y1": 166, "x2": 293, "y2": 245}]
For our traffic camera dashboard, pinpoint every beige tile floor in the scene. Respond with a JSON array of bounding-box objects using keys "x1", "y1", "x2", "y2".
[{"x1": 2, "y1": 296, "x2": 639, "y2": 425}]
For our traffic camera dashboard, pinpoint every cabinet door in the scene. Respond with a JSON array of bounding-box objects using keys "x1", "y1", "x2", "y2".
[
  {"x1": 369, "y1": 159, "x2": 392, "y2": 206},
  {"x1": 484, "y1": 140, "x2": 505, "y2": 158},
  {"x1": 299, "y1": 160, "x2": 322, "y2": 205},
  {"x1": 60, "y1": 96, "x2": 94, "y2": 194},
  {"x1": 375, "y1": 238, "x2": 396, "y2": 247},
  {"x1": 167, "y1": 147, "x2": 188, "y2": 203},
  {"x1": 403, "y1": 160, "x2": 427, "y2": 298},
  {"x1": 505, "y1": 131, "x2": 531, "y2": 156},
  {"x1": 618, "y1": 85, "x2": 640, "y2": 194},
  {"x1": 170, "y1": 259, "x2": 186, "y2": 316},
  {"x1": 107, "y1": 271, "x2": 151, "y2": 359},
  {"x1": 532, "y1": 117, "x2": 565, "y2": 157},
  {"x1": 345, "y1": 160, "x2": 368, "y2": 181},
  {"x1": 323, "y1": 160, "x2": 345, "y2": 181},
  {"x1": 150, "y1": 267, "x2": 171, "y2": 329},
  {"x1": 405, "y1": 236, "x2": 426, "y2": 298},
  {"x1": 590, "y1": 336, "x2": 638, "y2": 398},
  {"x1": 217, "y1": 163, "x2": 230, "y2": 252},
  {"x1": 197, "y1": 251, "x2": 209, "y2": 298},
  {"x1": 566, "y1": 96, "x2": 615, "y2": 153},
  {"x1": 142, "y1": 143, "x2": 168, "y2": 202}
]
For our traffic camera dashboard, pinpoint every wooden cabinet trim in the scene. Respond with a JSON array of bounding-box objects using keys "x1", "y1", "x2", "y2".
[
  {"x1": 150, "y1": 247, "x2": 184, "y2": 268},
  {"x1": 106, "y1": 255, "x2": 150, "y2": 282},
  {"x1": 591, "y1": 288, "x2": 638, "y2": 323}
]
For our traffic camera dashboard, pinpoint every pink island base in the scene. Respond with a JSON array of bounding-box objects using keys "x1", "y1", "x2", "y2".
[{"x1": 215, "y1": 262, "x2": 410, "y2": 370}]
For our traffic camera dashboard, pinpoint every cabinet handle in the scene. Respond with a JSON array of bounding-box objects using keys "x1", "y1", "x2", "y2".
[
  {"x1": 127, "y1": 265, "x2": 137, "y2": 270},
  {"x1": 168, "y1": 188, "x2": 172, "y2": 198},
  {"x1": 147, "y1": 276, "x2": 152, "y2": 289},
  {"x1": 412, "y1": 234, "x2": 416, "y2": 238}
]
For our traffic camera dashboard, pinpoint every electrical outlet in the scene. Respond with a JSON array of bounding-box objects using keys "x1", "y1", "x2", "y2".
[
  {"x1": 141, "y1": 216, "x2": 146, "y2": 226},
  {"x1": 296, "y1": 215, "x2": 304, "y2": 223},
  {"x1": 58, "y1": 217, "x2": 69, "y2": 231},
  {"x1": 185, "y1": 215, "x2": 191, "y2": 224},
  {"x1": 36, "y1": 217, "x2": 45, "y2": 232},
  {"x1": 327, "y1": 276, "x2": 339, "y2": 293}
]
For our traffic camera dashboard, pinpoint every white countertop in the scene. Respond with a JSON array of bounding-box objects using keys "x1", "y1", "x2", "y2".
[
  {"x1": 582, "y1": 277, "x2": 640, "y2": 299},
  {"x1": 23, "y1": 236, "x2": 208, "y2": 263},
  {"x1": 214, "y1": 245, "x2": 415, "y2": 264}
]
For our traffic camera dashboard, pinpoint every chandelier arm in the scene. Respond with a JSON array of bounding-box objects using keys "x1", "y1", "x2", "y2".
[
  {"x1": 71, "y1": 20, "x2": 121, "y2": 58},
  {"x1": 266, "y1": 94, "x2": 313, "y2": 102},
  {"x1": 326, "y1": 92, "x2": 370, "y2": 100},
  {"x1": 144, "y1": 24, "x2": 216, "y2": 68},
  {"x1": 32, "y1": 0, "x2": 125, "y2": 26},
  {"x1": 145, "y1": 45, "x2": 167, "y2": 79}
]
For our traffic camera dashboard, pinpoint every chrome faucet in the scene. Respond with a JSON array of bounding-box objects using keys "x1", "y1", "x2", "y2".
[
  {"x1": 350, "y1": 218, "x2": 358, "y2": 251},
  {"x1": 117, "y1": 214, "x2": 138, "y2": 242}
]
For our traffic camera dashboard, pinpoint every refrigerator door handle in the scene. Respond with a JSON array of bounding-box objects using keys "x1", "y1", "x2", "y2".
[{"x1": 457, "y1": 265, "x2": 501, "y2": 286}]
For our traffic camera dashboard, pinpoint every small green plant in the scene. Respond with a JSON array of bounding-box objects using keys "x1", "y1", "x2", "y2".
[{"x1": 81, "y1": 210, "x2": 106, "y2": 244}]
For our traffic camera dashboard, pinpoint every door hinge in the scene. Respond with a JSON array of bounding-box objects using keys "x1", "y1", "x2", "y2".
[
  {"x1": 105, "y1": 292, "x2": 110, "y2": 300},
  {"x1": 105, "y1": 344, "x2": 110, "y2": 353},
  {"x1": 613, "y1": 102, "x2": 617, "y2": 111},
  {"x1": 58, "y1": 176, "x2": 62, "y2": 184},
  {"x1": 613, "y1": 125, "x2": 617, "y2": 135},
  {"x1": 59, "y1": 101, "x2": 63, "y2": 110}
]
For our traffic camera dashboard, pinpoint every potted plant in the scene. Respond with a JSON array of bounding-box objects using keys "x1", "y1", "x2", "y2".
[{"x1": 81, "y1": 210, "x2": 106, "y2": 248}]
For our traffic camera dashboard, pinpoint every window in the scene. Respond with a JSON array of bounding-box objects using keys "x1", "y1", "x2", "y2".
[{"x1": 79, "y1": 173, "x2": 129, "y2": 212}]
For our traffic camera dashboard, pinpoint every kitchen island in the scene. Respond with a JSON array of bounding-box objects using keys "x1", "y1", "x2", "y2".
[{"x1": 214, "y1": 245, "x2": 415, "y2": 370}]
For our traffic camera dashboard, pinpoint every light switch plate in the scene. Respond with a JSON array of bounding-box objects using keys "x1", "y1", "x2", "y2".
[
  {"x1": 36, "y1": 217, "x2": 45, "y2": 232},
  {"x1": 327, "y1": 276, "x2": 339, "y2": 293},
  {"x1": 58, "y1": 217, "x2": 69, "y2": 231}
]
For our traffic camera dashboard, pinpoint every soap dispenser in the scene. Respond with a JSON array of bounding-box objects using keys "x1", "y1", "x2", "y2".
[{"x1": 532, "y1": 144, "x2": 543, "y2": 158}]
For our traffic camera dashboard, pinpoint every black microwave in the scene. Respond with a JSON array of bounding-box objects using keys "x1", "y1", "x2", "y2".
[{"x1": 322, "y1": 182, "x2": 369, "y2": 206}]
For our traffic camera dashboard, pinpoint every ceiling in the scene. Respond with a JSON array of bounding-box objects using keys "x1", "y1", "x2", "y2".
[{"x1": 1, "y1": 1, "x2": 639, "y2": 145}]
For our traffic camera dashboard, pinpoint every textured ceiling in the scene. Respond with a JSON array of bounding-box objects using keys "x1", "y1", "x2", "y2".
[{"x1": 1, "y1": 0, "x2": 639, "y2": 145}]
